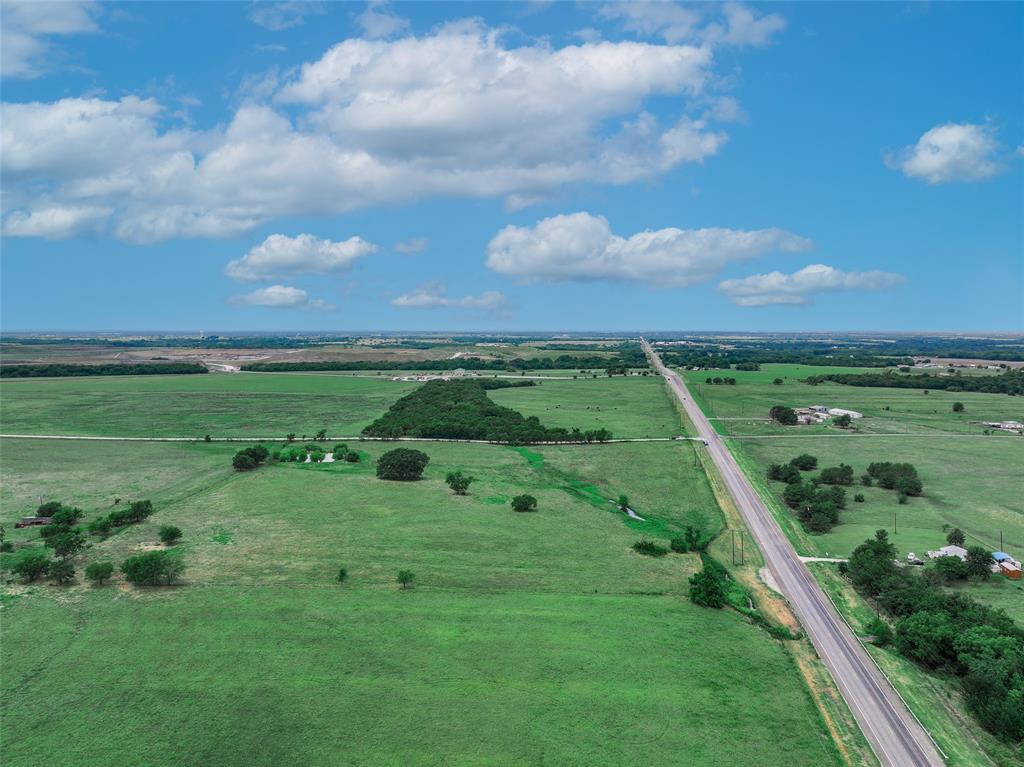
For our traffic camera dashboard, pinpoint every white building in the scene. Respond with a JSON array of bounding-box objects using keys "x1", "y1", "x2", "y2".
[
  {"x1": 926, "y1": 545, "x2": 967, "y2": 561},
  {"x1": 828, "y1": 408, "x2": 863, "y2": 419}
]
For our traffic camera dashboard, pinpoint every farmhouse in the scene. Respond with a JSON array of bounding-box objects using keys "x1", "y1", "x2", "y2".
[
  {"x1": 983, "y1": 421, "x2": 1024, "y2": 433},
  {"x1": 926, "y1": 545, "x2": 967, "y2": 561},
  {"x1": 14, "y1": 516, "x2": 52, "y2": 529}
]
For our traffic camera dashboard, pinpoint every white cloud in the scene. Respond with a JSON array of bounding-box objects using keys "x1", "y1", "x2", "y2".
[
  {"x1": 3, "y1": 205, "x2": 112, "y2": 239},
  {"x1": 887, "y1": 123, "x2": 1005, "y2": 184},
  {"x1": 393, "y1": 237, "x2": 428, "y2": 254},
  {"x1": 356, "y1": 1, "x2": 409, "y2": 39},
  {"x1": 718, "y1": 264, "x2": 906, "y2": 307},
  {"x1": 228, "y1": 284, "x2": 333, "y2": 310},
  {"x1": 1, "y1": 22, "x2": 751, "y2": 242},
  {"x1": 250, "y1": 1, "x2": 324, "y2": 31},
  {"x1": 486, "y1": 212, "x2": 811, "y2": 286},
  {"x1": 1, "y1": 1, "x2": 99, "y2": 79},
  {"x1": 392, "y1": 284, "x2": 507, "y2": 311},
  {"x1": 600, "y1": 2, "x2": 785, "y2": 47},
  {"x1": 226, "y1": 233, "x2": 377, "y2": 281}
]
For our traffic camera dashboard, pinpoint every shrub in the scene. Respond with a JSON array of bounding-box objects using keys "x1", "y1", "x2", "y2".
[
  {"x1": 121, "y1": 550, "x2": 185, "y2": 586},
  {"x1": 85, "y1": 561, "x2": 114, "y2": 585},
  {"x1": 0, "y1": 542, "x2": 12, "y2": 553},
  {"x1": 11, "y1": 549, "x2": 51, "y2": 582},
  {"x1": 376, "y1": 448, "x2": 430, "y2": 481},
  {"x1": 854, "y1": 493, "x2": 865, "y2": 503},
  {"x1": 772, "y1": 378, "x2": 783, "y2": 385},
  {"x1": 834, "y1": 414, "x2": 853, "y2": 428},
  {"x1": 344, "y1": 451, "x2": 360, "y2": 463},
  {"x1": 88, "y1": 516, "x2": 114, "y2": 537},
  {"x1": 397, "y1": 569, "x2": 416, "y2": 589},
  {"x1": 952, "y1": 402, "x2": 965, "y2": 413},
  {"x1": 445, "y1": 470, "x2": 474, "y2": 495},
  {"x1": 632, "y1": 539, "x2": 668, "y2": 557},
  {"x1": 158, "y1": 525, "x2": 182, "y2": 545},
  {"x1": 232, "y1": 452, "x2": 258, "y2": 471},
  {"x1": 866, "y1": 615, "x2": 893, "y2": 646},
  {"x1": 332, "y1": 444, "x2": 349, "y2": 456},
  {"x1": 511, "y1": 494, "x2": 538, "y2": 513},
  {"x1": 337, "y1": 567, "x2": 347, "y2": 583}
]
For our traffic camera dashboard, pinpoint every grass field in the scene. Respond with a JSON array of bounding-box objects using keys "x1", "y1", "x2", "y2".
[
  {"x1": 1, "y1": 436, "x2": 841, "y2": 767},
  {"x1": 0, "y1": 372, "x2": 679, "y2": 439}
]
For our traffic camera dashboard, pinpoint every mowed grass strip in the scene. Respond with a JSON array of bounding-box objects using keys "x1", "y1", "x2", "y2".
[{"x1": 1, "y1": 438, "x2": 840, "y2": 766}]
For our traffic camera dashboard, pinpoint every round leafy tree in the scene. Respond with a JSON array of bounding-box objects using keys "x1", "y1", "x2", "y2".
[
  {"x1": 376, "y1": 448, "x2": 430, "y2": 481},
  {"x1": 511, "y1": 494, "x2": 538, "y2": 513}
]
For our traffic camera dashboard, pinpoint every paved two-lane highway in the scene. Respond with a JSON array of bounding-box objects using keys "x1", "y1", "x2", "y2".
[{"x1": 643, "y1": 339, "x2": 944, "y2": 767}]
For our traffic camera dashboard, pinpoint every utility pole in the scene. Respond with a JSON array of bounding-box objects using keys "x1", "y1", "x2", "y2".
[
  {"x1": 732, "y1": 530, "x2": 736, "y2": 565},
  {"x1": 893, "y1": 510, "x2": 897, "y2": 535}
]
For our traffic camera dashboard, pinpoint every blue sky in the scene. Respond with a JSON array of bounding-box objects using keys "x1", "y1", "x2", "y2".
[{"x1": 1, "y1": 1, "x2": 1021, "y2": 332}]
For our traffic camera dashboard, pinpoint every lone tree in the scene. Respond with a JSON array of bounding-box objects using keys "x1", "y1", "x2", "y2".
[
  {"x1": 315, "y1": 429, "x2": 328, "y2": 441},
  {"x1": 159, "y1": 525, "x2": 183, "y2": 545},
  {"x1": 445, "y1": 471, "x2": 474, "y2": 495},
  {"x1": 49, "y1": 559, "x2": 75, "y2": 585},
  {"x1": 772, "y1": 378, "x2": 784, "y2": 385},
  {"x1": 965, "y1": 546, "x2": 993, "y2": 581},
  {"x1": 232, "y1": 452, "x2": 258, "y2": 471},
  {"x1": 834, "y1": 414, "x2": 853, "y2": 429},
  {"x1": 946, "y1": 527, "x2": 966, "y2": 547},
  {"x1": 11, "y1": 549, "x2": 51, "y2": 582},
  {"x1": 789, "y1": 454, "x2": 818, "y2": 471},
  {"x1": 376, "y1": 448, "x2": 430, "y2": 481},
  {"x1": 952, "y1": 402, "x2": 965, "y2": 413},
  {"x1": 511, "y1": 494, "x2": 538, "y2": 513},
  {"x1": 85, "y1": 561, "x2": 115, "y2": 586},
  {"x1": 688, "y1": 566, "x2": 728, "y2": 608},
  {"x1": 337, "y1": 567, "x2": 347, "y2": 583},
  {"x1": 397, "y1": 569, "x2": 416, "y2": 589},
  {"x1": 769, "y1": 405, "x2": 798, "y2": 426}
]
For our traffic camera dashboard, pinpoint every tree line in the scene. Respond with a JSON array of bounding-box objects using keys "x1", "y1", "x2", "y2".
[
  {"x1": 361, "y1": 379, "x2": 611, "y2": 444},
  {"x1": 241, "y1": 350, "x2": 648, "y2": 373},
  {"x1": 0, "y1": 362, "x2": 209, "y2": 378},
  {"x1": 802, "y1": 369, "x2": 1024, "y2": 395}
]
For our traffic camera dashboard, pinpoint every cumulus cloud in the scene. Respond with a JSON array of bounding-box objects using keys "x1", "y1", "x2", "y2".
[
  {"x1": 2, "y1": 21, "x2": 753, "y2": 242},
  {"x1": 486, "y1": 212, "x2": 811, "y2": 287},
  {"x1": 393, "y1": 237, "x2": 428, "y2": 254},
  {"x1": 392, "y1": 284, "x2": 507, "y2": 311},
  {"x1": 225, "y1": 233, "x2": 377, "y2": 281},
  {"x1": 228, "y1": 284, "x2": 333, "y2": 310},
  {"x1": 887, "y1": 123, "x2": 1006, "y2": 184},
  {"x1": 250, "y1": 1, "x2": 324, "y2": 31},
  {"x1": 718, "y1": 264, "x2": 906, "y2": 307},
  {"x1": 600, "y1": 2, "x2": 784, "y2": 47},
  {"x1": 356, "y1": 1, "x2": 409, "y2": 39},
  {"x1": 3, "y1": 205, "x2": 112, "y2": 239},
  {"x1": 1, "y1": 1, "x2": 99, "y2": 79}
]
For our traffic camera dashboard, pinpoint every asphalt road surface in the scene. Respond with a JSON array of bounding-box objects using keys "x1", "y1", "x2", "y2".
[{"x1": 643, "y1": 339, "x2": 944, "y2": 767}]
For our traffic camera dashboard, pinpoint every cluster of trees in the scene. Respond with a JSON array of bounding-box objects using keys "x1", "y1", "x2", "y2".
[
  {"x1": 362, "y1": 379, "x2": 611, "y2": 444},
  {"x1": 866, "y1": 462, "x2": 923, "y2": 496},
  {"x1": 734, "y1": 362, "x2": 760, "y2": 371},
  {"x1": 704, "y1": 376, "x2": 737, "y2": 385},
  {"x1": 689, "y1": 555, "x2": 729, "y2": 608},
  {"x1": 232, "y1": 445, "x2": 269, "y2": 471},
  {"x1": 765, "y1": 456, "x2": 848, "y2": 533},
  {"x1": 803, "y1": 369, "x2": 1024, "y2": 396},
  {"x1": 660, "y1": 348, "x2": 911, "y2": 370},
  {"x1": 242, "y1": 349, "x2": 648, "y2": 373},
  {"x1": 0, "y1": 362, "x2": 207, "y2": 378},
  {"x1": 376, "y1": 448, "x2": 430, "y2": 481},
  {"x1": 88, "y1": 499, "x2": 155, "y2": 537},
  {"x1": 769, "y1": 405, "x2": 798, "y2": 425},
  {"x1": 120, "y1": 550, "x2": 185, "y2": 586},
  {"x1": 845, "y1": 530, "x2": 1024, "y2": 740}
]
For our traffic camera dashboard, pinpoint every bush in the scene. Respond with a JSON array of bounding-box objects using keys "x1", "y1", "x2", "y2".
[
  {"x1": 344, "y1": 451, "x2": 360, "y2": 463},
  {"x1": 632, "y1": 539, "x2": 669, "y2": 557},
  {"x1": 789, "y1": 454, "x2": 818, "y2": 471},
  {"x1": 511, "y1": 494, "x2": 538, "y2": 513},
  {"x1": 337, "y1": 567, "x2": 347, "y2": 583},
  {"x1": 670, "y1": 524, "x2": 708, "y2": 553},
  {"x1": 772, "y1": 378, "x2": 783, "y2": 385},
  {"x1": 854, "y1": 493, "x2": 865, "y2": 503},
  {"x1": 866, "y1": 615, "x2": 893, "y2": 646},
  {"x1": 834, "y1": 414, "x2": 853, "y2": 428},
  {"x1": 376, "y1": 448, "x2": 430, "y2": 481},
  {"x1": 11, "y1": 549, "x2": 51, "y2": 582},
  {"x1": 952, "y1": 402, "x2": 965, "y2": 413},
  {"x1": 85, "y1": 561, "x2": 114, "y2": 585},
  {"x1": 158, "y1": 525, "x2": 182, "y2": 545},
  {"x1": 232, "y1": 452, "x2": 258, "y2": 471},
  {"x1": 88, "y1": 516, "x2": 114, "y2": 537},
  {"x1": 818, "y1": 464, "x2": 854, "y2": 485},
  {"x1": 121, "y1": 550, "x2": 185, "y2": 586},
  {"x1": 445, "y1": 470, "x2": 474, "y2": 495},
  {"x1": 332, "y1": 443, "x2": 349, "y2": 456}
]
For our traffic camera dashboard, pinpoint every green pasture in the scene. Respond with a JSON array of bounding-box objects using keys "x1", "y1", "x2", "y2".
[{"x1": 0, "y1": 437, "x2": 840, "y2": 766}]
